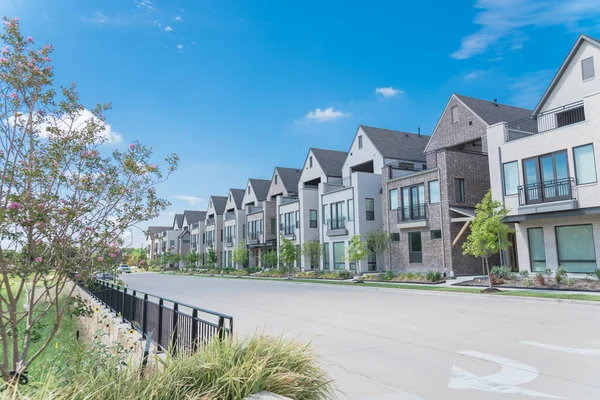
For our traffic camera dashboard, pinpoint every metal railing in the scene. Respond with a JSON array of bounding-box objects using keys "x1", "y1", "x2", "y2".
[
  {"x1": 397, "y1": 204, "x2": 427, "y2": 222},
  {"x1": 206, "y1": 219, "x2": 215, "y2": 226},
  {"x1": 247, "y1": 205, "x2": 263, "y2": 214},
  {"x1": 79, "y1": 280, "x2": 233, "y2": 355},
  {"x1": 225, "y1": 212, "x2": 236, "y2": 221},
  {"x1": 506, "y1": 101, "x2": 585, "y2": 142},
  {"x1": 328, "y1": 217, "x2": 346, "y2": 230},
  {"x1": 518, "y1": 178, "x2": 575, "y2": 206},
  {"x1": 281, "y1": 197, "x2": 298, "y2": 205},
  {"x1": 323, "y1": 177, "x2": 352, "y2": 193},
  {"x1": 225, "y1": 235, "x2": 235, "y2": 245}
]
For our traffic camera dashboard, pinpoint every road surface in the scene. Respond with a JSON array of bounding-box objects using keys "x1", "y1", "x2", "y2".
[{"x1": 121, "y1": 273, "x2": 600, "y2": 400}]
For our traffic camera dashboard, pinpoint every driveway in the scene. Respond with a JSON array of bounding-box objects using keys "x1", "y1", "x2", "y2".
[{"x1": 121, "y1": 273, "x2": 600, "y2": 400}]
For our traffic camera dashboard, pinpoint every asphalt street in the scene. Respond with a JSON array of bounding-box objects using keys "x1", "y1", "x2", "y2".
[{"x1": 121, "y1": 273, "x2": 600, "y2": 400}]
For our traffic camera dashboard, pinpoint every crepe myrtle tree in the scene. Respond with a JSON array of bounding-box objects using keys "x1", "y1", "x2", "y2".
[{"x1": 0, "y1": 18, "x2": 178, "y2": 384}]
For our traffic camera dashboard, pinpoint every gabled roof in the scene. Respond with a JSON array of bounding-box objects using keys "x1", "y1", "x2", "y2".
[
  {"x1": 146, "y1": 226, "x2": 171, "y2": 236},
  {"x1": 359, "y1": 125, "x2": 429, "y2": 162},
  {"x1": 182, "y1": 210, "x2": 206, "y2": 225},
  {"x1": 249, "y1": 179, "x2": 271, "y2": 202},
  {"x1": 455, "y1": 95, "x2": 532, "y2": 125},
  {"x1": 209, "y1": 196, "x2": 227, "y2": 215},
  {"x1": 173, "y1": 214, "x2": 184, "y2": 229},
  {"x1": 229, "y1": 189, "x2": 245, "y2": 208},
  {"x1": 310, "y1": 148, "x2": 347, "y2": 177},
  {"x1": 275, "y1": 167, "x2": 302, "y2": 194},
  {"x1": 533, "y1": 34, "x2": 600, "y2": 114}
]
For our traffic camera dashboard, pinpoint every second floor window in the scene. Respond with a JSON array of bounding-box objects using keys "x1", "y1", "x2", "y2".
[
  {"x1": 582, "y1": 56, "x2": 595, "y2": 81},
  {"x1": 309, "y1": 210, "x2": 317, "y2": 228},
  {"x1": 330, "y1": 201, "x2": 345, "y2": 229},
  {"x1": 574, "y1": 144, "x2": 597, "y2": 184},
  {"x1": 428, "y1": 180, "x2": 440, "y2": 203},
  {"x1": 401, "y1": 185, "x2": 425, "y2": 221},
  {"x1": 281, "y1": 212, "x2": 295, "y2": 235},
  {"x1": 271, "y1": 218, "x2": 277, "y2": 234},
  {"x1": 455, "y1": 179, "x2": 465, "y2": 203},
  {"x1": 389, "y1": 189, "x2": 398, "y2": 210},
  {"x1": 366, "y1": 198, "x2": 375, "y2": 221},
  {"x1": 503, "y1": 161, "x2": 519, "y2": 196},
  {"x1": 347, "y1": 199, "x2": 354, "y2": 221},
  {"x1": 358, "y1": 135, "x2": 363, "y2": 149},
  {"x1": 451, "y1": 105, "x2": 459, "y2": 123}
]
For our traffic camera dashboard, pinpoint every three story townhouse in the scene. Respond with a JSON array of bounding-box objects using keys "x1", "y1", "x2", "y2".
[
  {"x1": 487, "y1": 34, "x2": 600, "y2": 275},
  {"x1": 241, "y1": 179, "x2": 273, "y2": 267},
  {"x1": 383, "y1": 95, "x2": 531, "y2": 276},
  {"x1": 145, "y1": 226, "x2": 171, "y2": 261},
  {"x1": 322, "y1": 126, "x2": 429, "y2": 273},
  {"x1": 222, "y1": 188, "x2": 246, "y2": 268},
  {"x1": 295, "y1": 148, "x2": 347, "y2": 270},
  {"x1": 177, "y1": 210, "x2": 206, "y2": 268},
  {"x1": 204, "y1": 196, "x2": 227, "y2": 266}
]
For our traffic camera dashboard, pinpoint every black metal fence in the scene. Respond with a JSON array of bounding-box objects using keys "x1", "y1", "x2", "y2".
[{"x1": 79, "y1": 280, "x2": 233, "y2": 354}]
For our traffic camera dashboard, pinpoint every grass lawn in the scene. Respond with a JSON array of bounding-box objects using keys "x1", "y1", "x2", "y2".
[{"x1": 163, "y1": 272, "x2": 600, "y2": 302}]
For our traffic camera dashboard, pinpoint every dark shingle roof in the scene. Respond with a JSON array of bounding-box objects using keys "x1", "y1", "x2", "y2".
[
  {"x1": 230, "y1": 189, "x2": 245, "y2": 208},
  {"x1": 310, "y1": 148, "x2": 347, "y2": 177},
  {"x1": 275, "y1": 167, "x2": 302, "y2": 194},
  {"x1": 209, "y1": 196, "x2": 227, "y2": 214},
  {"x1": 147, "y1": 226, "x2": 171, "y2": 235},
  {"x1": 249, "y1": 179, "x2": 271, "y2": 202},
  {"x1": 174, "y1": 214, "x2": 184, "y2": 229},
  {"x1": 183, "y1": 210, "x2": 206, "y2": 225},
  {"x1": 456, "y1": 94, "x2": 532, "y2": 125},
  {"x1": 359, "y1": 125, "x2": 429, "y2": 162}
]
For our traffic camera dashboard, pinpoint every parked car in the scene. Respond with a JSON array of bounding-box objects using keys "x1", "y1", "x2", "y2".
[
  {"x1": 117, "y1": 265, "x2": 131, "y2": 274},
  {"x1": 96, "y1": 271, "x2": 114, "y2": 280}
]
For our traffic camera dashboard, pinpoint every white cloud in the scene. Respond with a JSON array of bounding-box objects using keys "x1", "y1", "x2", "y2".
[
  {"x1": 510, "y1": 69, "x2": 555, "y2": 108},
  {"x1": 176, "y1": 44, "x2": 184, "y2": 50},
  {"x1": 175, "y1": 16, "x2": 182, "y2": 21},
  {"x1": 375, "y1": 87, "x2": 403, "y2": 98},
  {"x1": 172, "y1": 195, "x2": 203, "y2": 205},
  {"x1": 305, "y1": 107, "x2": 350, "y2": 123},
  {"x1": 464, "y1": 70, "x2": 484, "y2": 80},
  {"x1": 452, "y1": 0, "x2": 600, "y2": 59},
  {"x1": 167, "y1": 211, "x2": 176, "y2": 217},
  {"x1": 164, "y1": 25, "x2": 173, "y2": 32},
  {"x1": 89, "y1": 11, "x2": 106, "y2": 24}
]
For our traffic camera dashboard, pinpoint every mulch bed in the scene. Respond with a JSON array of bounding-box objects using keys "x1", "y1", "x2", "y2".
[
  {"x1": 455, "y1": 278, "x2": 600, "y2": 293},
  {"x1": 363, "y1": 279, "x2": 447, "y2": 285}
]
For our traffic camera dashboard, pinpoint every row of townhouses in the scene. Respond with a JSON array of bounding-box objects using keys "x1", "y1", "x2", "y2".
[{"x1": 146, "y1": 34, "x2": 600, "y2": 276}]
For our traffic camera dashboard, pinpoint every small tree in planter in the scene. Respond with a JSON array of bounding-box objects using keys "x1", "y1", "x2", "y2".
[
  {"x1": 301, "y1": 240, "x2": 323, "y2": 271},
  {"x1": 206, "y1": 245, "x2": 217, "y2": 267},
  {"x1": 462, "y1": 191, "x2": 512, "y2": 289},
  {"x1": 184, "y1": 249, "x2": 199, "y2": 268},
  {"x1": 279, "y1": 236, "x2": 298, "y2": 278},
  {"x1": 344, "y1": 235, "x2": 369, "y2": 276},
  {"x1": 263, "y1": 250, "x2": 278, "y2": 270},
  {"x1": 365, "y1": 230, "x2": 390, "y2": 271},
  {"x1": 232, "y1": 241, "x2": 248, "y2": 269}
]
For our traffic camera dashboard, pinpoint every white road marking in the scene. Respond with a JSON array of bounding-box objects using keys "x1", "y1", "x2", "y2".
[
  {"x1": 448, "y1": 350, "x2": 565, "y2": 399},
  {"x1": 521, "y1": 341, "x2": 600, "y2": 356}
]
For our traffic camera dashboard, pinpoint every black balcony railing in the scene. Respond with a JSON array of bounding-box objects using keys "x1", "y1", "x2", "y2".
[
  {"x1": 518, "y1": 178, "x2": 575, "y2": 206},
  {"x1": 206, "y1": 219, "x2": 215, "y2": 226},
  {"x1": 328, "y1": 217, "x2": 346, "y2": 230},
  {"x1": 79, "y1": 280, "x2": 232, "y2": 355},
  {"x1": 506, "y1": 101, "x2": 585, "y2": 142},
  {"x1": 225, "y1": 235, "x2": 235, "y2": 245},
  {"x1": 397, "y1": 204, "x2": 427, "y2": 222},
  {"x1": 280, "y1": 223, "x2": 295, "y2": 236}
]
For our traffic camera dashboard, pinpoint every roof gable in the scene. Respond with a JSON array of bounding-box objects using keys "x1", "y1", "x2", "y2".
[
  {"x1": 207, "y1": 195, "x2": 227, "y2": 215},
  {"x1": 359, "y1": 125, "x2": 429, "y2": 162},
  {"x1": 172, "y1": 214, "x2": 184, "y2": 230},
  {"x1": 182, "y1": 210, "x2": 206, "y2": 225},
  {"x1": 310, "y1": 148, "x2": 346, "y2": 177},
  {"x1": 226, "y1": 188, "x2": 245, "y2": 209},
  {"x1": 275, "y1": 167, "x2": 302, "y2": 194},
  {"x1": 249, "y1": 179, "x2": 271, "y2": 202}
]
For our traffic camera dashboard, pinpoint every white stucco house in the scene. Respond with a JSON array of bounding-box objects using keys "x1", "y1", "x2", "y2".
[
  {"x1": 204, "y1": 195, "x2": 227, "y2": 266},
  {"x1": 222, "y1": 188, "x2": 246, "y2": 268},
  {"x1": 487, "y1": 34, "x2": 600, "y2": 274},
  {"x1": 241, "y1": 178, "x2": 273, "y2": 267}
]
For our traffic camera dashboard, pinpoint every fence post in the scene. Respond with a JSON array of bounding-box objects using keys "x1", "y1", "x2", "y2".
[
  {"x1": 122, "y1": 287, "x2": 127, "y2": 323},
  {"x1": 157, "y1": 298, "x2": 164, "y2": 350},
  {"x1": 217, "y1": 316, "x2": 225, "y2": 341},
  {"x1": 131, "y1": 290, "x2": 136, "y2": 329},
  {"x1": 191, "y1": 309, "x2": 198, "y2": 353},
  {"x1": 142, "y1": 294, "x2": 148, "y2": 335},
  {"x1": 170, "y1": 303, "x2": 179, "y2": 355}
]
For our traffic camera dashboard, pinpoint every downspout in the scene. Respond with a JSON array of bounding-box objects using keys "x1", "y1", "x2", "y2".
[{"x1": 438, "y1": 151, "x2": 447, "y2": 275}]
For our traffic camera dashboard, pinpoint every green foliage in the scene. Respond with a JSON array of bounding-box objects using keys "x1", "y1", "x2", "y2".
[
  {"x1": 426, "y1": 271, "x2": 442, "y2": 282},
  {"x1": 365, "y1": 230, "x2": 390, "y2": 255},
  {"x1": 519, "y1": 270, "x2": 529, "y2": 278},
  {"x1": 319, "y1": 270, "x2": 351, "y2": 279},
  {"x1": 301, "y1": 241, "x2": 322, "y2": 270},
  {"x1": 522, "y1": 277, "x2": 533, "y2": 287},
  {"x1": 232, "y1": 241, "x2": 248, "y2": 268},
  {"x1": 490, "y1": 266, "x2": 514, "y2": 280},
  {"x1": 262, "y1": 251, "x2": 278, "y2": 269},
  {"x1": 536, "y1": 273, "x2": 545, "y2": 285},
  {"x1": 566, "y1": 278, "x2": 576, "y2": 286},
  {"x1": 593, "y1": 269, "x2": 600, "y2": 280},
  {"x1": 184, "y1": 250, "x2": 199, "y2": 267},
  {"x1": 206, "y1": 246, "x2": 217, "y2": 267},
  {"x1": 344, "y1": 235, "x2": 368, "y2": 266},
  {"x1": 555, "y1": 266, "x2": 568, "y2": 284},
  {"x1": 279, "y1": 236, "x2": 298, "y2": 275},
  {"x1": 258, "y1": 269, "x2": 286, "y2": 278}
]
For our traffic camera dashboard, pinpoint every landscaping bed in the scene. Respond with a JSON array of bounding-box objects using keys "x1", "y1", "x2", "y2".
[{"x1": 362, "y1": 270, "x2": 446, "y2": 284}]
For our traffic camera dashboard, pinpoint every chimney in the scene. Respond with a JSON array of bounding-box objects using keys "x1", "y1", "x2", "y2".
[
  {"x1": 418, "y1": 127, "x2": 421, "y2": 137},
  {"x1": 494, "y1": 98, "x2": 498, "y2": 106}
]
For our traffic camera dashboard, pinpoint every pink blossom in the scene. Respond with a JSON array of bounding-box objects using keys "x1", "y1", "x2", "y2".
[
  {"x1": 9, "y1": 202, "x2": 21, "y2": 210},
  {"x1": 97, "y1": 256, "x2": 103, "y2": 262},
  {"x1": 140, "y1": 260, "x2": 145, "y2": 265},
  {"x1": 45, "y1": 66, "x2": 52, "y2": 71},
  {"x1": 74, "y1": 273, "x2": 81, "y2": 279},
  {"x1": 34, "y1": 257, "x2": 42, "y2": 263},
  {"x1": 13, "y1": 17, "x2": 18, "y2": 22},
  {"x1": 10, "y1": 93, "x2": 17, "y2": 99},
  {"x1": 115, "y1": 248, "x2": 121, "y2": 254},
  {"x1": 150, "y1": 164, "x2": 157, "y2": 169},
  {"x1": 27, "y1": 36, "x2": 33, "y2": 43},
  {"x1": 1, "y1": 46, "x2": 9, "y2": 54},
  {"x1": 0, "y1": 58, "x2": 8, "y2": 64},
  {"x1": 44, "y1": 57, "x2": 50, "y2": 62},
  {"x1": 109, "y1": 253, "x2": 116, "y2": 258},
  {"x1": 129, "y1": 144, "x2": 134, "y2": 150}
]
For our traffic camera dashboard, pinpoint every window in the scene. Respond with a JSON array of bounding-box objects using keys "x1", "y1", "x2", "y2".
[
  {"x1": 274, "y1": 175, "x2": 278, "y2": 184},
  {"x1": 347, "y1": 199, "x2": 354, "y2": 221},
  {"x1": 366, "y1": 198, "x2": 375, "y2": 220},
  {"x1": 428, "y1": 180, "x2": 440, "y2": 203},
  {"x1": 389, "y1": 189, "x2": 398, "y2": 210},
  {"x1": 169, "y1": 240, "x2": 175, "y2": 248},
  {"x1": 574, "y1": 144, "x2": 597, "y2": 184},
  {"x1": 391, "y1": 232, "x2": 400, "y2": 242},
  {"x1": 322, "y1": 204, "x2": 328, "y2": 225},
  {"x1": 295, "y1": 210, "x2": 300, "y2": 228},
  {"x1": 358, "y1": 135, "x2": 363, "y2": 149},
  {"x1": 323, "y1": 243, "x2": 329, "y2": 270},
  {"x1": 282, "y1": 212, "x2": 295, "y2": 235},
  {"x1": 333, "y1": 242, "x2": 345, "y2": 270},
  {"x1": 582, "y1": 56, "x2": 595, "y2": 81},
  {"x1": 247, "y1": 186, "x2": 251, "y2": 194},
  {"x1": 401, "y1": 184, "x2": 426, "y2": 221},
  {"x1": 271, "y1": 218, "x2": 276, "y2": 234},
  {"x1": 229, "y1": 194, "x2": 232, "y2": 201},
  {"x1": 330, "y1": 201, "x2": 345, "y2": 229},
  {"x1": 220, "y1": 229, "x2": 223, "y2": 242},
  {"x1": 309, "y1": 210, "x2": 317, "y2": 228},
  {"x1": 522, "y1": 150, "x2": 569, "y2": 204},
  {"x1": 408, "y1": 232, "x2": 422, "y2": 263},
  {"x1": 503, "y1": 162, "x2": 519, "y2": 195},
  {"x1": 527, "y1": 228, "x2": 546, "y2": 272},
  {"x1": 455, "y1": 179, "x2": 465, "y2": 203},
  {"x1": 451, "y1": 105, "x2": 459, "y2": 123},
  {"x1": 368, "y1": 253, "x2": 377, "y2": 271},
  {"x1": 430, "y1": 229, "x2": 442, "y2": 239},
  {"x1": 202, "y1": 233, "x2": 205, "y2": 244},
  {"x1": 309, "y1": 156, "x2": 313, "y2": 168},
  {"x1": 242, "y1": 224, "x2": 246, "y2": 239},
  {"x1": 556, "y1": 224, "x2": 597, "y2": 273}
]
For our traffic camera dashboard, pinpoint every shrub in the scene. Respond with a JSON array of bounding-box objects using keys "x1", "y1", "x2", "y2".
[
  {"x1": 405, "y1": 272, "x2": 415, "y2": 279},
  {"x1": 566, "y1": 278, "x2": 576, "y2": 286},
  {"x1": 544, "y1": 267, "x2": 553, "y2": 280},
  {"x1": 594, "y1": 269, "x2": 600, "y2": 280},
  {"x1": 555, "y1": 266, "x2": 568, "y2": 285},
  {"x1": 536, "y1": 273, "x2": 545, "y2": 285},
  {"x1": 522, "y1": 277, "x2": 533, "y2": 287},
  {"x1": 490, "y1": 266, "x2": 514, "y2": 280},
  {"x1": 426, "y1": 271, "x2": 442, "y2": 282},
  {"x1": 320, "y1": 270, "x2": 351, "y2": 279},
  {"x1": 519, "y1": 270, "x2": 529, "y2": 278},
  {"x1": 258, "y1": 270, "x2": 286, "y2": 278}
]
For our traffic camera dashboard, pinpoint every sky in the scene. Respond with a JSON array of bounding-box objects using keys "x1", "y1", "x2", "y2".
[{"x1": 3, "y1": 0, "x2": 600, "y2": 248}]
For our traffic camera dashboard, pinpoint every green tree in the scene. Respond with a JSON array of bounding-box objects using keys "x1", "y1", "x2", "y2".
[
  {"x1": 344, "y1": 235, "x2": 369, "y2": 273},
  {"x1": 161, "y1": 251, "x2": 180, "y2": 268},
  {"x1": 232, "y1": 241, "x2": 248, "y2": 268},
  {"x1": 301, "y1": 240, "x2": 323, "y2": 270},
  {"x1": 0, "y1": 19, "x2": 177, "y2": 384},
  {"x1": 462, "y1": 190, "x2": 512, "y2": 288},
  {"x1": 184, "y1": 249, "x2": 199, "y2": 268},
  {"x1": 279, "y1": 236, "x2": 298, "y2": 278},
  {"x1": 129, "y1": 248, "x2": 146, "y2": 266},
  {"x1": 263, "y1": 250, "x2": 278, "y2": 269},
  {"x1": 206, "y1": 245, "x2": 217, "y2": 267},
  {"x1": 365, "y1": 230, "x2": 390, "y2": 269}
]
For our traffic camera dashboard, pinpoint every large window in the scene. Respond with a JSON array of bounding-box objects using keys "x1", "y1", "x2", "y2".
[
  {"x1": 330, "y1": 201, "x2": 345, "y2": 229},
  {"x1": 322, "y1": 204, "x2": 328, "y2": 225},
  {"x1": 428, "y1": 180, "x2": 440, "y2": 203},
  {"x1": 295, "y1": 211, "x2": 300, "y2": 228},
  {"x1": 389, "y1": 189, "x2": 398, "y2": 210},
  {"x1": 573, "y1": 144, "x2": 597, "y2": 185},
  {"x1": 503, "y1": 161, "x2": 519, "y2": 196},
  {"x1": 455, "y1": 179, "x2": 465, "y2": 203},
  {"x1": 323, "y1": 243, "x2": 329, "y2": 270},
  {"x1": 271, "y1": 219, "x2": 276, "y2": 234},
  {"x1": 556, "y1": 225, "x2": 597, "y2": 273},
  {"x1": 347, "y1": 199, "x2": 354, "y2": 221},
  {"x1": 401, "y1": 184, "x2": 426, "y2": 221},
  {"x1": 523, "y1": 150, "x2": 569, "y2": 204},
  {"x1": 408, "y1": 232, "x2": 422, "y2": 263},
  {"x1": 309, "y1": 210, "x2": 318, "y2": 228},
  {"x1": 527, "y1": 228, "x2": 546, "y2": 272},
  {"x1": 366, "y1": 198, "x2": 375, "y2": 220},
  {"x1": 333, "y1": 242, "x2": 345, "y2": 270},
  {"x1": 282, "y1": 212, "x2": 295, "y2": 235}
]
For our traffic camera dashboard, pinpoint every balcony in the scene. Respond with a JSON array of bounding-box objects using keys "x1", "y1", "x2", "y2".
[
  {"x1": 206, "y1": 239, "x2": 214, "y2": 247},
  {"x1": 225, "y1": 212, "x2": 236, "y2": 221},
  {"x1": 397, "y1": 204, "x2": 427, "y2": 228},
  {"x1": 326, "y1": 217, "x2": 348, "y2": 237},
  {"x1": 517, "y1": 178, "x2": 578, "y2": 214},
  {"x1": 505, "y1": 101, "x2": 585, "y2": 142},
  {"x1": 280, "y1": 223, "x2": 295, "y2": 239},
  {"x1": 225, "y1": 235, "x2": 235, "y2": 246},
  {"x1": 191, "y1": 222, "x2": 199, "y2": 229},
  {"x1": 206, "y1": 218, "x2": 215, "y2": 226},
  {"x1": 281, "y1": 197, "x2": 299, "y2": 205},
  {"x1": 323, "y1": 177, "x2": 352, "y2": 194},
  {"x1": 247, "y1": 231, "x2": 262, "y2": 245}
]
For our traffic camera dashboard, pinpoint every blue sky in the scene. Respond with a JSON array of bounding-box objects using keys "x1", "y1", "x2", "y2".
[{"x1": 5, "y1": 0, "x2": 600, "y2": 247}]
